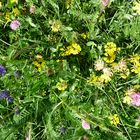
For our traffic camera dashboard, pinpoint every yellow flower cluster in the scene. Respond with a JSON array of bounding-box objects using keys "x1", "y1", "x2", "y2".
[
  {"x1": 5, "y1": 8, "x2": 20, "y2": 22},
  {"x1": 130, "y1": 54, "x2": 140, "y2": 76},
  {"x1": 49, "y1": 20, "x2": 62, "y2": 32},
  {"x1": 80, "y1": 32, "x2": 90, "y2": 39},
  {"x1": 33, "y1": 55, "x2": 46, "y2": 72},
  {"x1": 13, "y1": 7, "x2": 20, "y2": 16},
  {"x1": 65, "y1": 0, "x2": 73, "y2": 9},
  {"x1": 104, "y1": 42, "x2": 120, "y2": 63},
  {"x1": 87, "y1": 72, "x2": 112, "y2": 86},
  {"x1": 62, "y1": 42, "x2": 81, "y2": 56},
  {"x1": 109, "y1": 114, "x2": 120, "y2": 126},
  {"x1": 132, "y1": 2, "x2": 140, "y2": 15},
  {"x1": 56, "y1": 80, "x2": 68, "y2": 91},
  {"x1": 123, "y1": 88, "x2": 137, "y2": 105}
]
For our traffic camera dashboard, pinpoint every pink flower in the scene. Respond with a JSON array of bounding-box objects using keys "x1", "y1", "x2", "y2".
[
  {"x1": 30, "y1": 6, "x2": 36, "y2": 14},
  {"x1": 131, "y1": 93, "x2": 140, "y2": 106},
  {"x1": 82, "y1": 120, "x2": 90, "y2": 130},
  {"x1": 101, "y1": 0, "x2": 110, "y2": 7},
  {"x1": 10, "y1": 20, "x2": 21, "y2": 30}
]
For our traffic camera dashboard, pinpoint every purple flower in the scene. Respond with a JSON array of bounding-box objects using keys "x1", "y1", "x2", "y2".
[
  {"x1": 10, "y1": 20, "x2": 21, "y2": 30},
  {"x1": 60, "y1": 127, "x2": 66, "y2": 134},
  {"x1": 8, "y1": 97, "x2": 14, "y2": 102},
  {"x1": 0, "y1": 90, "x2": 14, "y2": 103},
  {"x1": 131, "y1": 93, "x2": 140, "y2": 106},
  {"x1": 0, "y1": 91, "x2": 10, "y2": 99},
  {"x1": 0, "y1": 65, "x2": 6, "y2": 76}
]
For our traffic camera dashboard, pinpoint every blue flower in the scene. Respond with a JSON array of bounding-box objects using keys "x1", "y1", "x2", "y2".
[
  {"x1": 0, "y1": 91, "x2": 10, "y2": 99},
  {"x1": 8, "y1": 97, "x2": 14, "y2": 102},
  {"x1": 0, "y1": 65, "x2": 6, "y2": 76},
  {"x1": 0, "y1": 90, "x2": 14, "y2": 103},
  {"x1": 60, "y1": 127, "x2": 66, "y2": 134}
]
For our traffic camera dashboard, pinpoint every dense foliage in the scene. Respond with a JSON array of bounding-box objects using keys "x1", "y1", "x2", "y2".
[{"x1": 0, "y1": 0, "x2": 140, "y2": 139}]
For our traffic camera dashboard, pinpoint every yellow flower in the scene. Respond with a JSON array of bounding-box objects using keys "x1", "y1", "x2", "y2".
[
  {"x1": 99, "y1": 74, "x2": 111, "y2": 83},
  {"x1": 109, "y1": 114, "x2": 120, "y2": 126},
  {"x1": 56, "y1": 81, "x2": 68, "y2": 91},
  {"x1": 120, "y1": 68, "x2": 130, "y2": 79},
  {"x1": 5, "y1": 12, "x2": 11, "y2": 22},
  {"x1": 104, "y1": 42, "x2": 120, "y2": 63},
  {"x1": 123, "y1": 96, "x2": 132, "y2": 105},
  {"x1": 130, "y1": 54, "x2": 140, "y2": 74},
  {"x1": 62, "y1": 42, "x2": 81, "y2": 56},
  {"x1": 125, "y1": 88, "x2": 135, "y2": 96},
  {"x1": 49, "y1": 20, "x2": 62, "y2": 32},
  {"x1": 36, "y1": 54, "x2": 43, "y2": 62},
  {"x1": 133, "y1": 2, "x2": 140, "y2": 15},
  {"x1": 87, "y1": 74, "x2": 99, "y2": 84},
  {"x1": 33, "y1": 60, "x2": 46, "y2": 72},
  {"x1": 104, "y1": 54, "x2": 116, "y2": 63},
  {"x1": 0, "y1": 2, "x2": 2, "y2": 9},
  {"x1": 81, "y1": 32, "x2": 89, "y2": 39},
  {"x1": 65, "y1": 0, "x2": 73, "y2": 9},
  {"x1": 13, "y1": 8, "x2": 20, "y2": 16}
]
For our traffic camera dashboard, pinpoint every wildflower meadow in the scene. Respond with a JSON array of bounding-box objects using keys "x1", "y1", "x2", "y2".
[{"x1": 0, "y1": 0, "x2": 140, "y2": 139}]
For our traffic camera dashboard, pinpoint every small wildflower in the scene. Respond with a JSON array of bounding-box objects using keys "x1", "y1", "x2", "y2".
[
  {"x1": 49, "y1": 20, "x2": 62, "y2": 32},
  {"x1": 130, "y1": 93, "x2": 140, "y2": 106},
  {"x1": 8, "y1": 97, "x2": 14, "y2": 102},
  {"x1": 56, "y1": 80, "x2": 68, "y2": 91},
  {"x1": 65, "y1": 0, "x2": 72, "y2": 9},
  {"x1": 101, "y1": 0, "x2": 110, "y2": 7},
  {"x1": 13, "y1": 8, "x2": 20, "y2": 16},
  {"x1": 94, "y1": 59, "x2": 104, "y2": 71},
  {"x1": 0, "y1": 65, "x2": 6, "y2": 76},
  {"x1": 125, "y1": 88, "x2": 135, "y2": 96},
  {"x1": 112, "y1": 60, "x2": 127, "y2": 72},
  {"x1": 83, "y1": 135, "x2": 89, "y2": 140},
  {"x1": 87, "y1": 74, "x2": 99, "y2": 85},
  {"x1": 99, "y1": 73, "x2": 111, "y2": 83},
  {"x1": 30, "y1": 6, "x2": 36, "y2": 14},
  {"x1": 10, "y1": 20, "x2": 21, "y2": 30},
  {"x1": 81, "y1": 32, "x2": 89, "y2": 39},
  {"x1": 60, "y1": 127, "x2": 66, "y2": 134},
  {"x1": 130, "y1": 54, "x2": 140, "y2": 75},
  {"x1": 104, "y1": 42, "x2": 120, "y2": 63},
  {"x1": 33, "y1": 61, "x2": 46, "y2": 72},
  {"x1": 109, "y1": 114, "x2": 120, "y2": 126},
  {"x1": 36, "y1": 54, "x2": 43, "y2": 61},
  {"x1": 123, "y1": 95, "x2": 132, "y2": 105},
  {"x1": 0, "y1": 2, "x2": 2, "y2": 9},
  {"x1": 5, "y1": 12, "x2": 11, "y2": 22},
  {"x1": 62, "y1": 42, "x2": 81, "y2": 56},
  {"x1": 0, "y1": 91, "x2": 10, "y2": 99},
  {"x1": 132, "y1": 2, "x2": 140, "y2": 15},
  {"x1": 120, "y1": 68, "x2": 130, "y2": 79},
  {"x1": 82, "y1": 120, "x2": 90, "y2": 130},
  {"x1": 0, "y1": 91, "x2": 13, "y2": 102},
  {"x1": 103, "y1": 67, "x2": 113, "y2": 77}
]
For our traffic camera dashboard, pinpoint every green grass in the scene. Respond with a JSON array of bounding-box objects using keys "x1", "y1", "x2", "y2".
[{"x1": 0, "y1": 0, "x2": 140, "y2": 140}]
